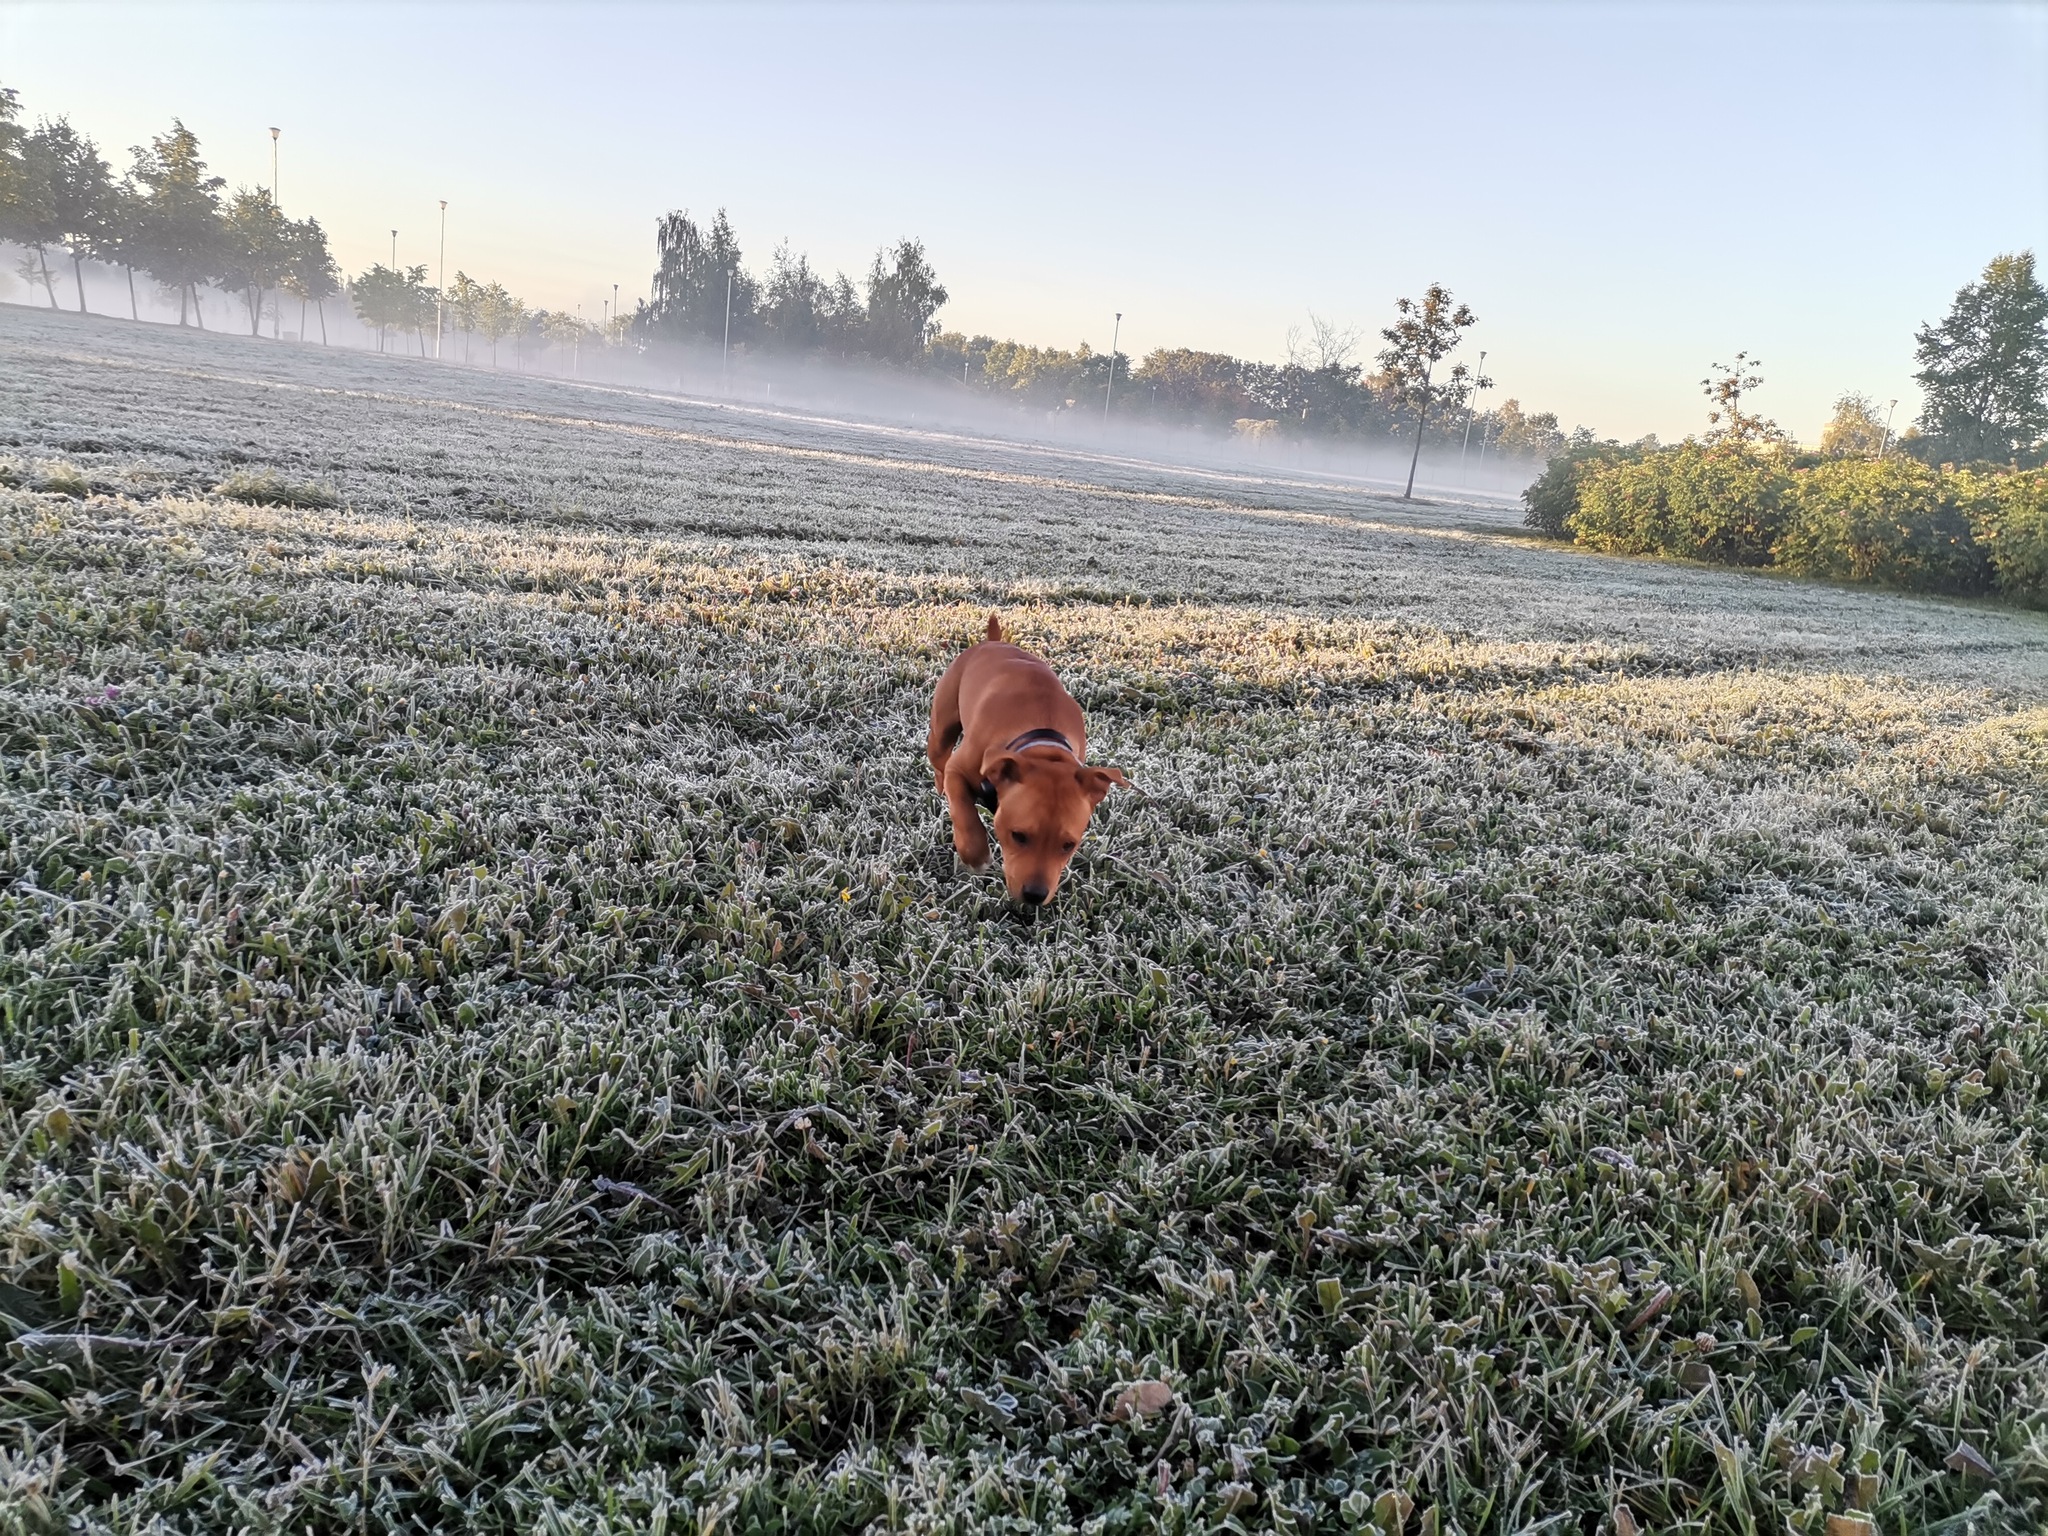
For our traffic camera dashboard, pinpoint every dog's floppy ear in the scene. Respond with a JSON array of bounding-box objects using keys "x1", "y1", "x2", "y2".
[
  {"x1": 987, "y1": 753, "x2": 1024, "y2": 785},
  {"x1": 1077, "y1": 765, "x2": 1129, "y2": 807}
]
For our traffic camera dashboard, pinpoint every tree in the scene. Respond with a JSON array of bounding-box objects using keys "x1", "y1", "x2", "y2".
[
  {"x1": 1700, "y1": 352, "x2": 1782, "y2": 443},
  {"x1": 97, "y1": 178, "x2": 150, "y2": 320},
  {"x1": 26, "y1": 118, "x2": 115, "y2": 313},
  {"x1": 865, "y1": 238, "x2": 947, "y2": 364},
  {"x1": 220, "y1": 186, "x2": 289, "y2": 336},
  {"x1": 279, "y1": 217, "x2": 340, "y2": 342},
  {"x1": 128, "y1": 121, "x2": 226, "y2": 327},
  {"x1": 638, "y1": 208, "x2": 755, "y2": 346},
  {"x1": 1913, "y1": 251, "x2": 2048, "y2": 465},
  {"x1": 474, "y1": 281, "x2": 526, "y2": 367},
  {"x1": 1377, "y1": 283, "x2": 1477, "y2": 498},
  {"x1": 445, "y1": 270, "x2": 484, "y2": 361},
  {"x1": 0, "y1": 83, "x2": 34, "y2": 248},
  {"x1": 540, "y1": 309, "x2": 593, "y2": 374},
  {"x1": 1818, "y1": 392, "x2": 1891, "y2": 459},
  {"x1": 350, "y1": 262, "x2": 433, "y2": 352},
  {"x1": 760, "y1": 240, "x2": 826, "y2": 352}
]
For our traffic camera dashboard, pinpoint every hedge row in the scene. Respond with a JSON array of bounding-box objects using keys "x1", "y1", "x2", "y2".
[{"x1": 1524, "y1": 445, "x2": 2048, "y2": 606}]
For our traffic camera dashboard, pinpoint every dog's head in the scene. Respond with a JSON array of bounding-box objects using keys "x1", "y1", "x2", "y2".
[{"x1": 985, "y1": 754, "x2": 1129, "y2": 906}]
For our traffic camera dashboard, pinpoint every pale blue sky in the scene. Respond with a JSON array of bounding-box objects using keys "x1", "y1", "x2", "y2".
[{"x1": 5, "y1": 1, "x2": 2045, "y2": 440}]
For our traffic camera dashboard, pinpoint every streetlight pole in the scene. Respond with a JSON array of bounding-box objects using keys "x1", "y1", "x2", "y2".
[
  {"x1": 721, "y1": 269, "x2": 733, "y2": 394},
  {"x1": 1878, "y1": 398, "x2": 1897, "y2": 458},
  {"x1": 436, "y1": 200, "x2": 447, "y2": 360},
  {"x1": 1103, "y1": 312, "x2": 1121, "y2": 425},
  {"x1": 390, "y1": 230, "x2": 397, "y2": 267},
  {"x1": 269, "y1": 128, "x2": 281, "y2": 338},
  {"x1": 1460, "y1": 349, "x2": 1488, "y2": 475}
]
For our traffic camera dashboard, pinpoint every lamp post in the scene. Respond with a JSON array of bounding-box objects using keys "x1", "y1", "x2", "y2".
[
  {"x1": 721, "y1": 269, "x2": 733, "y2": 394},
  {"x1": 390, "y1": 230, "x2": 397, "y2": 267},
  {"x1": 1103, "y1": 312, "x2": 1121, "y2": 425},
  {"x1": 436, "y1": 200, "x2": 447, "y2": 360},
  {"x1": 1459, "y1": 349, "x2": 1488, "y2": 476},
  {"x1": 1878, "y1": 398, "x2": 1898, "y2": 458},
  {"x1": 269, "y1": 129, "x2": 281, "y2": 338}
]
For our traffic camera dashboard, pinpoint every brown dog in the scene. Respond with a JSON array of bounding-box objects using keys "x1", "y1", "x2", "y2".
[{"x1": 928, "y1": 616, "x2": 1128, "y2": 905}]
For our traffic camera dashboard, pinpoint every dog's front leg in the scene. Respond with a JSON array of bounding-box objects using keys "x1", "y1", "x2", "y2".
[{"x1": 942, "y1": 766, "x2": 992, "y2": 869}]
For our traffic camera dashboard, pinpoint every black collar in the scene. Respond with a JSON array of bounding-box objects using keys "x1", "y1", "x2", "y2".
[
  {"x1": 979, "y1": 729, "x2": 1075, "y2": 810},
  {"x1": 1005, "y1": 728, "x2": 1074, "y2": 755}
]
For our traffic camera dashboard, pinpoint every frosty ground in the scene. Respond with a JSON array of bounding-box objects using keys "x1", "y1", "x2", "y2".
[{"x1": 2, "y1": 304, "x2": 2045, "y2": 1533}]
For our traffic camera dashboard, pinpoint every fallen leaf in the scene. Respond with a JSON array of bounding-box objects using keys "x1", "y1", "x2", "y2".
[{"x1": 1111, "y1": 1379, "x2": 1174, "y2": 1421}]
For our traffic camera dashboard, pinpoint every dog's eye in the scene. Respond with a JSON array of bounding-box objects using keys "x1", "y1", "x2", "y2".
[
  {"x1": 1012, "y1": 831, "x2": 1030, "y2": 846},
  {"x1": 1062, "y1": 840, "x2": 1077, "y2": 852}
]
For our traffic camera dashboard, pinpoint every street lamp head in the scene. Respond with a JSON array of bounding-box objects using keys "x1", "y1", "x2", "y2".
[
  {"x1": 270, "y1": 126, "x2": 280, "y2": 140},
  {"x1": 440, "y1": 200, "x2": 447, "y2": 212}
]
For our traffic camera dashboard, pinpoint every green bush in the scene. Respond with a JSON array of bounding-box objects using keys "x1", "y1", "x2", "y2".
[
  {"x1": 1774, "y1": 458, "x2": 1992, "y2": 595},
  {"x1": 1569, "y1": 443, "x2": 1790, "y2": 566},
  {"x1": 1522, "y1": 441, "x2": 1639, "y2": 537},
  {"x1": 1969, "y1": 467, "x2": 2048, "y2": 607}
]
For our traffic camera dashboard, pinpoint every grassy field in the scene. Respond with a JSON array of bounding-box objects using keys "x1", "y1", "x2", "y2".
[{"x1": 2, "y1": 305, "x2": 2046, "y2": 1534}]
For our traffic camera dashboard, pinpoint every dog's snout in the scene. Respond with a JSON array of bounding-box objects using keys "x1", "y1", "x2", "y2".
[{"x1": 1021, "y1": 883, "x2": 1049, "y2": 906}]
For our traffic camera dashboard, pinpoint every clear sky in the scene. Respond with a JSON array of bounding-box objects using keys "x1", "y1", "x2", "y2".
[{"x1": 4, "y1": 1, "x2": 2045, "y2": 441}]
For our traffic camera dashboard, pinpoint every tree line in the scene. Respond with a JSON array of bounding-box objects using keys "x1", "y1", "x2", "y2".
[
  {"x1": 0, "y1": 82, "x2": 609, "y2": 369},
  {"x1": 632, "y1": 206, "x2": 1569, "y2": 476},
  {"x1": 1, "y1": 77, "x2": 1579, "y2": 471}
]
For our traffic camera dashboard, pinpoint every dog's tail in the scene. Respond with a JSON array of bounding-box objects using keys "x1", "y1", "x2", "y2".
[{"x1": 985, "y1": 613, "x2": 1003, "y2": 643}]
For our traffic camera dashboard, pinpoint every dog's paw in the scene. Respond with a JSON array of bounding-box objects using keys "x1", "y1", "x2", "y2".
[{"x1": 954, "y1": 836, "x2": 992, "y2": 870}]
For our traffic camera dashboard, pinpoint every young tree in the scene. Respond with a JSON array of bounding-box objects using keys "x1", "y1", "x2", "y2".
[
  {"x1": 26, "y1": 118, "x2": 115, "y2": 313},
  {"x1": 474, "y1": 281, "x2": 525, "y2": 367},
  {"x1": 0, "y1": 83, "x2": 32, "y2": 242},
  {"x1": 350, "y1": 263, "x2": 435, "y2": 353},
  {"x1": 1818, "y1": 393, "x2": 1891, "y2": 458},
  {"x1": 864, "y1": 238, "x2": 947, "y2": 364},
  {"x1": 445, "y1": 270, "x2": 484, "y2": 361},
  {"x1": 1700, "y1": 353, "x2": 1782, "y2": 444},
  {"x1": 1377, "y1": 283, "x2": 1477, "y2": 498},
  {"x1": 128, "y1": 121, "x2": 226, "y2": 327},
  {"x1": 10, "y1": 121, "x2": 65, "y2": 305},
  {"x1": 760, "y1": 240, "x2": 825, "y2": 352},
  {"x1": 220, "y1": 186, "x2": 289, "y2": 336},
  {"x1": 279, "y1": 216, "x2": 340, "y2": 342},
  {"x1": 541, "y1": 309, "x2": 593, "y2": 375},
  {"x1": 1913, "y1": 250, "x2": 2048, "y2": 465},
  {"x1": 97, "y1": 178, "x2": 150, "y2": 319}
]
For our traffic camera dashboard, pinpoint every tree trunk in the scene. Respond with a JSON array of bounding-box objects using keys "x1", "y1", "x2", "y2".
[
  {"x1": 317, "y1": 300, "x2": 327, "y2": 345},
  {"x1": 300, "y1": 297, "x2": 307, "y2": 338},
  {"x1": 36, "y1": 247, "x2": 60, "y2": 308},
  {"x1": 193, "y1": 285, "x2": 206, "y2": 329},
  {"x1": 248, "y1": 285, "x2": 261, "y2": 336},
  {"x1": 1402, "y1": 363, "x2": 1434, "y2": 500},
  {"x1": 125, "y1": 266, "x2": 139, "y2": 320},
  {"x1": 1402, "y1": 403, "x2": 1428, "y2": 499},
  {"x1": 71, "y1": 253, "x2": 89, "y2": 314},
  {"x1": 178, "y1": 284, "x2": 189, "y2": 327}
]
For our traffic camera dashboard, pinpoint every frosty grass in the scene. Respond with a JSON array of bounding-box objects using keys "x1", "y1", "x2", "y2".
[{"x1": 2, "y1": 306, "x2": 2046, "y2": 1533}]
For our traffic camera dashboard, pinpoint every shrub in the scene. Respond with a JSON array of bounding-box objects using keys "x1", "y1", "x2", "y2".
[
  {"x1": 1968, "y1": 467, "x2": 2048, "y2": 607},
  {"x1": 1774, "y1": 458, "x2": 1992, "y2": 595},
  {"x1": 1569, "y1": 443, "x2": 1790, "y2": 566},
  {"x1": 213, "y1": 470, "x2": 341, "y2": 509},
  {"x1": 1522, "y1": 440, "x2": 1637, "y2": 537}
]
